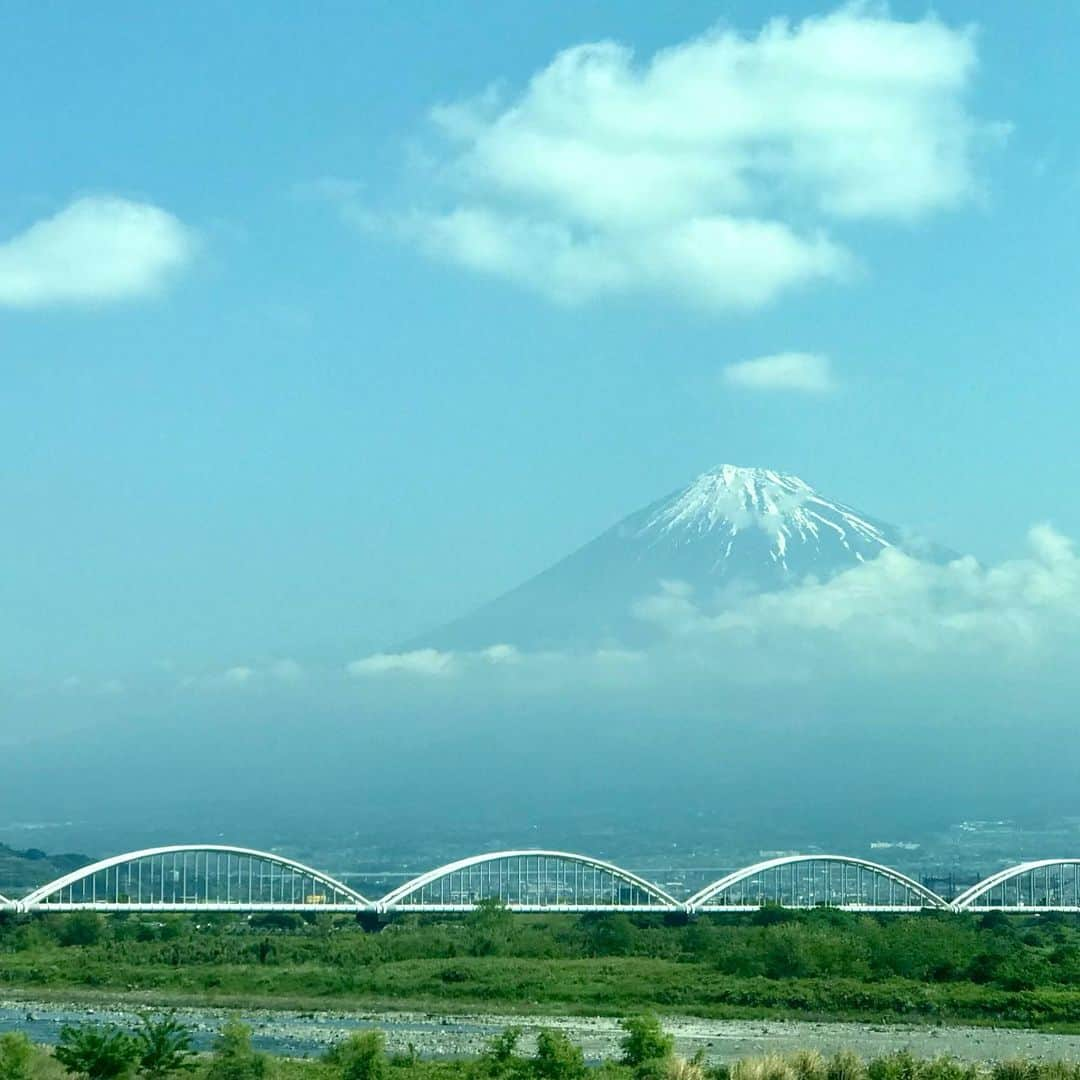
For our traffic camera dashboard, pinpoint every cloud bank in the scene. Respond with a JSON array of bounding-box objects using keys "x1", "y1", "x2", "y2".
[
  {"x1": 346, "y1": 526, "x2": 1080, "y2": 689},
  {"x1": 25, "y1": 528, "x2": 1080, "y2": 710},
  {"x1": 390, "y1": 5, "x2": 995, "y2": 311},
  {"x1": 0, "y1": 196, "x2": 196, "y2": 308}
]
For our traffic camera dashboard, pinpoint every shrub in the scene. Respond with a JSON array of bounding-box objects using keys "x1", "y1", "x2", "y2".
[
  {"x1": 327, "y1": 1031, "x2": 387, "y2": 1080},
  {"x1": 54, "y1": 1024, "x2": 137, "y2": 1080},
  {"x1": 731, "y1": 1056, "x2": 796, "y2": 1080},
  {"x1": 58, "y1": 913, "x2": 106, "y2": 948},
  {"x1": 134, "y1": 1014, "x2": 196, "y2": 1079},
  {"x1": 866, "y1": 1052, "x2": 920, "y2": 1080},
  {"x1": 1033, "y1": 1066, "x2": 1080, "y2": 1080},
  {"x1": 466, "y1": 898, "x2": 516, "y2": 957},
  {"x1": 991, "y1": 1061, "x2": 1034, "y2": 1080},
  {"x1": 619, "y1": 1016, "x2": 674, "y2": 1068},
  {"x1": 0, "y1": 1033, "x2": 33, "y2": 1080},
  {"x1": 667, "y1": 1058, "x2": 707, "y2": 1080},
  {"x1": 205, "y1": 1021, "x2": 268, "y2": 1080},
  {"x1": 827, "y1": 1052, "x2": 866, "y2": 1080},
  {"x1": 635, "y1": 1061, "x2": 673, "y2": 1080},
  {"x1": 478, "y1": 1028, "x2": 526, "y2": 1080},
  {"x1": 780, "y1": 1053, "x2": 827, "y2": 1080},
  {"x1": 587, "y1": 915, "x2": 636, "y2": 957},
  {"x1": 918, "y1": 1058, "x2": 979, "y2": 1080},
  {"x1": 532, "y1": 1030, "x2": 586, "y2": 1080}
]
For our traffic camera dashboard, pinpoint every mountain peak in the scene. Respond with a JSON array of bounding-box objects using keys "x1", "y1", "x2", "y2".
[
  {"x1": 643, "y1": 464, "x2": 890, "y2": 566},
  {"x1": 411, "y1": 462, "x2": 939, "y2": 652}
]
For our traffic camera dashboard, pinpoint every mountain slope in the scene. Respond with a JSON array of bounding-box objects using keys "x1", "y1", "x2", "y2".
[
  {"x1": 413, "y1": 464, "x2": 950, "y2": 652},
  {"x1": 0, "y1": 844, "x2": 92, "y2": 895}
]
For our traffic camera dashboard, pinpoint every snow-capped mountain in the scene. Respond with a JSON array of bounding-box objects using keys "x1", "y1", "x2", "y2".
[{"x1": 413, "y1": 464, "x2": 948, "y2": 651}]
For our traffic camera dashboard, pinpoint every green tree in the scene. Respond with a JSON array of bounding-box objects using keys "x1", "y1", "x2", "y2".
[
  {"x1": 58, "y1": 911, "x2": 107, "y2": 947},
  {"x1": 326, "y1": 1031, "x2": 387, "y2": 1080},
  {"x1": 586, "y1": 914, "x2": 635, "y2": 957},
  {"x1": 54, "y1": 1023, "x2": 138, "y2": 1080},
  {"x1": 134, "y1": 1014, "x2": 196, "y2": 1079},
  {"x1": 205, "y1": 1022, "x2": 267, "y2": 1080},
  {"x1": 752, "y1": 904, "x2": 798, "y2": 926},
  {"x1": 619, "y1": 1015, "x2": 674, "y2": 1069},
  {"x1": 762, "y1": 925, "x2": 813, "y2": 979},
  {"x1": 532, "y1": 1030, "x2": 586, "y2": 1080},
  {"x1": 682, "y1": 919, "x2": 716, "y2": 960},
  {"x1": 0, "y1": 1033, "x2": 33, "y2": 1080},
  {"x1": 479, "y1": 1028, "x2": 526, "y2": 1080},
  {"x1": 466, "y1": 896, "x2": 515, "y2": 957}
]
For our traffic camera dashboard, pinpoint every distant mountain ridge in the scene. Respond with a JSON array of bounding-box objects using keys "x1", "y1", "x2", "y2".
[
  {"x1": 412, "y1": 464, "x2": 952, "y2": 652},
  {"x1": 0, "y1": 843, "x2": 92, "y2": 894}
]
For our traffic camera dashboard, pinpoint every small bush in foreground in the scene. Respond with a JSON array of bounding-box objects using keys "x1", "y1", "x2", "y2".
[
  {"x1": 326, "y1": 1031, "x2": 388, "y2": 1080},
  {"x1": 532, "y1": 1030, "x2": 586, "y2": 1080},
  {"x1": 53, "y1": 1024, "x2": 136, "y2": 1080},
  {"x1": 619, "y1": 1015, "x2": 674, "y2": 1069},
  {"x1": 205, "y1": 1021, "x2": 268, "y2": 1080},
  {"x1": 0, "y1": 1033, "x2": 33, "y2": 1080}
]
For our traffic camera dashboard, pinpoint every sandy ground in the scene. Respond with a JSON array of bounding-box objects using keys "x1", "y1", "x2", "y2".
[{"x1": 5, "y1": 999, "x2": 1080, "y2": 1064}]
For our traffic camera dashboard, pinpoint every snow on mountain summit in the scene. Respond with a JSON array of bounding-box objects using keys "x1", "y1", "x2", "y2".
[
  {"x1": 412, "y1": 464, "x2": 942, "y2": 652},
  {"x1": 642, "y1": 464, "x2": 890, "y2": 568}
]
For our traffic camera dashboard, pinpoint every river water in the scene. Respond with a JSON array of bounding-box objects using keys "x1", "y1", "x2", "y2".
[{"x1": 6, "y1": 999, "x2": 1080, "y2": 1064}]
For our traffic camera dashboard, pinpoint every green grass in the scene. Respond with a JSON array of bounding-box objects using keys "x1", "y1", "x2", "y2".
[
  {"x1": 9, "y1": 954, "x2": 1080, "y2": 1030},
  {"x1": 8, "y1": 908, "x2": 1080, "y2": 1030}
]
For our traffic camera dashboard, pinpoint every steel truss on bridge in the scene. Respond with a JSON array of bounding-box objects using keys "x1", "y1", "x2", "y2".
[
  {"x1": 685, "y1": 855, "x2": 950, "y2": 912},
  {"x1": 951, "y1": 859, "x2": 1080, "y2": 913},
  {"x1": 4, "y1": 846, "x2": 1080, "y2": 915}
]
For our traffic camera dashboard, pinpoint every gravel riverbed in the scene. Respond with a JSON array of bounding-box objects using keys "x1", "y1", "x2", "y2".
[{"x1": 5, "y1": 1000, "x2": 1080, "y2": 1065}]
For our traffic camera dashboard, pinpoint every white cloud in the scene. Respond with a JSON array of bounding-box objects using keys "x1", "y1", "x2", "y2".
[
  {"x1": 631, "y1": 524, "x2": 1080, "y2": 676},
  {"x1": 389, "y1": 5, "x2": 994, "y2": 311},
  {"x1": 0, "y1": 196, "x2": 196, "y2": 308},
  {"x1": 480, "y1": 643, "x2": 521, "y2": 665},
  {"x1": 347, "y1": 648, "x2": 455, "y2": 677},
  {"x1": 723, "y1": 351, "x2": 835, "y2": 393},
  {"x1": 406, "y1": 209, "x2": 850, "y2": 310},
  {"x1": 222, "y1": 665, "x2": 256, "y2": 686},
  {"x1": 341, "y1": 528, "x2": 1080, "y2": 691}
]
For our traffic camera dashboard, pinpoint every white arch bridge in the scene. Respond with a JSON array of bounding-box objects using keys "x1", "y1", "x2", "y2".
[{"x1": 3, "y1": 847, "x2": 1080, "y2": 916}]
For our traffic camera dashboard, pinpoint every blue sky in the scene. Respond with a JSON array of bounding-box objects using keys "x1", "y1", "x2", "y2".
[{"x1": 3, "y1": 1, "x2": 1079, "y2": 697}]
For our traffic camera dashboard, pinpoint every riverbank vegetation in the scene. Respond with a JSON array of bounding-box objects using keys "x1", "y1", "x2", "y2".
[
  {"x1": 6, "y1": 907, "x2": 1080, "y2": 1027},
  {"x1": 8, "y1": 1013, "x2": 1080, "y2": 1080}
]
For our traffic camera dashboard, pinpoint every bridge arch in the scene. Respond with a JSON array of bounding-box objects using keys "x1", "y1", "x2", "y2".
[
  {"x1": 687, "y1": 855, "x2": 948, "y2": 911},
  {"x1": 20, "y1": 844, "x2": 370, "y2": 911},
  {"x1": 952, "y1": 860, "x2": 1080, "y2": 912},
  {"x1": 379, "y1": 850, "x2": 679, "y2": 912}
]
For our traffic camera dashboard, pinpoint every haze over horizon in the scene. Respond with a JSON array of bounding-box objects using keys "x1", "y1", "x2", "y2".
[{"x1": 3, "y1": 3, "x2": 1079, "y2": 847}]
